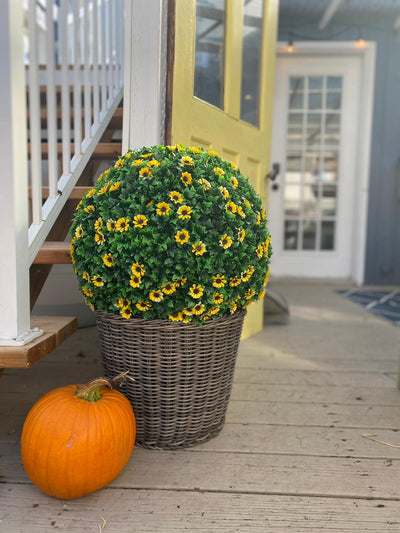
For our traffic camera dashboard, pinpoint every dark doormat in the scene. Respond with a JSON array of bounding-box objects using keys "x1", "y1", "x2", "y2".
[{"x1": 337, "y1": 290, "x2": 400, "y2": 326}]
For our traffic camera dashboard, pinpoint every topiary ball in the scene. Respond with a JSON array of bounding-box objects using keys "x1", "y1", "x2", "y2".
[{"x1": 70, "y1": 144, "x2": 272, "y2": 324}]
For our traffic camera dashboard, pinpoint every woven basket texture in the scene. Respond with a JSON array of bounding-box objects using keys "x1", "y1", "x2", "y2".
[{"x1": 95, "y1": 310, "x2": 246, "y2": 449}]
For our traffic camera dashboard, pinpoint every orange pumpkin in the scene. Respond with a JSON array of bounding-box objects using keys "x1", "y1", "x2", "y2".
[{"x1": 21, "y1": 374, "x2": 136, "y2": 499}]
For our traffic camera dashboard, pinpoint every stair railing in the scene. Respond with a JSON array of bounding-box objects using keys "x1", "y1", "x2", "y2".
[{"x1": 0, "y1": 0, "x2": 124, "y2": 346}]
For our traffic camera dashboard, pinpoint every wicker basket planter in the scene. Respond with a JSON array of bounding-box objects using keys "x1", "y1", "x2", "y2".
[{"x1": 96, "y1": 309, "x2": 246, "y2": 449}]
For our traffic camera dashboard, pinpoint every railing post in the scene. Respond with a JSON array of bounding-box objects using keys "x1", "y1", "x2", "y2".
[{"x1": 0, "y1": 0, "x2": 42, "y2": 345}]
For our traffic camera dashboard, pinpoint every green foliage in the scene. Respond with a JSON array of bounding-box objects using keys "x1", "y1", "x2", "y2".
[{"x1": 70, "y1": 144, "x2": 272, "y2": 324}]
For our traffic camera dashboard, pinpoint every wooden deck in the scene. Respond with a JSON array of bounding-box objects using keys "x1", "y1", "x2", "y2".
[{"x1": 1, "y1": 281, "x2": 400, "y2": 532}]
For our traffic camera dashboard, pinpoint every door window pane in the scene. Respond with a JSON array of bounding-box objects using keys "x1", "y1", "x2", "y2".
[
  {"x1": 284, "y1": 185, "x2": 301, "y2": 216},
  {"x1": 303, "y1": 185, "x2": 318, "y2": 216},
  {"x1": 289, "y1": 76, "x2": 304, "y2": 109},
  {"x1": 285, "y1": 150, "x2": 302, "y2": 183},
  {"x1": 321, "y1": 221, "x2": 335, "y2": 250},
  {"x1": 304, "y1": 152, "x2": 320, "y2": 183},
  {"x1": 287, "y1": 113, "x2": 303, "y2": 146},
  {"x1": 284, "y1": 220, "x2": 299, "y2": 250},
  {"x1": 241, "y1": 0, "x2": 263, "y2": 126},
  {"x1": 302, "y1": 220, "x2": 316, "y2": 250},
  {"x1": 325, "y1": 114, "x2": 340, "y2": 145},
  {"x1": 321, "y1": 185, "x2": 337, "y2": 216},
  {"x1": 194, "y1": 0, "x2": 225, "y2": 109},
  {"x1": 306, "y1": 113, "x2": 322, "y2": 146},
  {"x1": 322, "y1": 151, "x2": 338, "y2": 182}
]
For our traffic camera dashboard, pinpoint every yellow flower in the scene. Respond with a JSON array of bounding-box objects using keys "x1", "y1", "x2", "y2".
[
  {"x1": 175, "y1": 278, "x2": 188, "y2": 287},
  {"x1": 86, "y1": 188, "x2": 96, "y2": 198},
  {"x1": 213, "y1": 274, "x2": 226, "y2": 288},
  {"x1": 167, "y1": 145, "x2": 176, "y2": 151},
  {"x1": 116, "y1": 218, "x2": 130, "y2": 232},
  {"x1": 263, "y1": 269, "x2": 270, "y2": 286},
  {"x1": 115, "y1": 159, "x2": 124, "y2": 168},
  {"x1": 102, "y1": 253, "x2": 114, "y2": 267},
  {"x1": 214, "y1": 167, "x2": 224, "y2": 176},
  {"x1": 147, "y1": 159, "x2": 160, "y2": 168},
  {"x1": 243, "y1": 199, "x2": 251, "y2": 208},
  {"x1": 133, "y1": 159, "x2": 144, "y2": 167},
  {"x1": 109, "y1": 181, "x2": 121, "y2": 192},
  {"x1": 230, "y1": 302, "x2": 237, "y2": 314},
  {"x1": 125, "y1": 153, "x2": 132, "y2": 160},
  {"x1": 156, "y1": 202, "x2": 171, "y2": 216},
  {"x1": 162, "y1": 282, "x2": 176, "y2": 295},
  {"x1": 82, "y1": 287, "x2": 93, "y2": 298},
  {"x1": 231, "y1": 162, "x2": 238, "y2": 171},
  {"x1": 241, "y1": 268, "x2": 254, "y2": 282},
  {"x1": 87, "y1": 301, "x2": 95, "y2": 310},
  {"x1": 175, "y1": 230, "x2": 190, "y2": 244},
  {"x1": 117, "y1": 297, "x2": 131, "y2": 308},
  {"x1": 192, "y1": 242, "x2": 206, "y2": 256},
  {"x1": 181, "y1": 156, "x2": 194, "y2": 166},
  {"x1": 238, "y1": 228, "x2": 245, "y2": 242},
  {"x1": 170, "y1": 191, "x2": 183, "y2": 204},
  {"x1": 94, "y1": 218, "x2": 103, "y2": 231},
  {"x1": 238, "y1": 206, "x2": 246, "y2": 219},
  {"x1": 245, "y1": 289, "x2": 255, "y2": 300},
  {"x1": 212, "y1": 293, "x2": 224, "y2": 305},
  {"x1": 198, "y1": 178, "x2": 211, "y2": 190},
  {"x1": 76, "y1": 200, "x2": 83, "y2": 211},
  {"x1": 97, "y1": 173, "x2": 104, "y2": 182},
  {"x1": 208, "y1": 149, "x2": 219, "y2": 157},
  {"x1": 121, "y1": 307, "x2": 132, "y2": 319},
  {"x1": 229, "y1": 276, "x2": 242, "y2": 287},
  {"x1": 84, "y1": 205, "x2": 95, "y2": 213},
  {"x1": 82, "y1": 271, "x2": 90, "y2": 281},
  {"x1": 177, "y1": 205, "x2": 192, "y2": 220},
  {"x1": 189, "y1": 147, "x2": 202, "y2": 154},
  {"x1": 107, "y1": 219, "x2": 117, "y2": 231},
  {"x1": 139, "y1": 167, "x2": 152, "y2": 179},
  {"x1": 95, "y1": 232, "x2": 105, "y2": 245},
  {"x1": 131, "y1": 263, "x2": 145, "y2": 276},
  {"x1": 209, "y1": 306, "x2": 220, "y2": 315},
  {"x1": 226, "y1": 202, "x2": 237, "y2": 214},
  {"x1": 169, "y1": 311, "x2": 184, "y2": 322},
  {"x1": 258, "y1": 289, "x2": 266, "y2": 299},
  {"x1": 230, "y1": 177, "x2": 239, "y2": 189},
  {"x1": 146, "y1": 199, "x2": 154, "y2": 207},
  {"x1": 75, "y1": 226, "x2": 84, "y2": 238},
  {"x1": 149, "y1": 290, "x2": 164, "y2": 302},
  {"x1": 219, "y1": 186, "x2": 229, "y2": 199},
  {"x1": 256, "y1": 244, "x2": 264, "y2": 258},
  {"x1": 192, "y1": 303, "x2": 205, "y2": 315},
  {"x1": 92, "y1": 275, "x2": 104, "y2": 287},
  {"x1": 219, "y1": 234, "x2": 233, "y2": 249},
  {"x1": 136, "y1": 301, "x2": 151, "y2": 311},
  {"x1": 189, "y1": 284, "x2": 204, "y2": 299},
  {"x1": 141, "y1": 153, "x2": 153, "y2": 159},
  {"x1": 104, "y1": 169, "x2": 110, "y2": 175},
  {"x1": 133, "y1": 215, "x2": 148, "y2": 228},
  {"x1": 70, "y1": 244, "x2": 75, "y2": 261},
  {"x1": 181, "y1": 172, "x2": 192, "y2": 187},
  {"x1": 256, "y1": 215, "x2": 261, "y2": 224},
  {"x1": 129, "y1": 274, "x2": 142, "y2": 288},
  {"x1": 98, "y1": 184, "x2": 109, "y2": 195},
  {"x1": 183, "y1": 307, "x2": 193, "y2": 316}
]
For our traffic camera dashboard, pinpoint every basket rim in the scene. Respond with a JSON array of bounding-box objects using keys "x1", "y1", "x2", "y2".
[{"x1": 95, "y1": 308, "x2": 246, "y2": 331}]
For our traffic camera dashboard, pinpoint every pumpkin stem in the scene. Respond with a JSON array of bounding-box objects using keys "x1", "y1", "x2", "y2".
[{"x1": 75, "y1": 371, "x2": 134, "y2": 402}]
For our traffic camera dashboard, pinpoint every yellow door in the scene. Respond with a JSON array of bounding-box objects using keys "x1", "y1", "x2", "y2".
[{"x1": 171, "y1": 0, "x2": 278, "y2": 339}]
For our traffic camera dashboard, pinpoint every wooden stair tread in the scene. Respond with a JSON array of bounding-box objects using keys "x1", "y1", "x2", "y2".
[
  {"x1": 33, "y1": 242, "x2": 72, "y2": 265},
  {"x1": 28, "y1": 142, "x2": 122, "y2": 159},
  {"x1": 0, "y1": 316, "x2": 77, "y2": 368}
]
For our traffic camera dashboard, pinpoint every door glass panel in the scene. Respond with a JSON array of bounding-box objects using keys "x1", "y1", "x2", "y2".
[
  {"x1": 302, "y1": 220, "x2": 316, "y2": 250},
  {"x1": 194, "y1": 0, "x2": 225, "y2": 109},
  {"x1": 284, "y1": 220, "x2": 299, "y2": 250},
  {"x1": 241, "y1": 0, "x2": 263, "y2": 126},
  {"x1": 284, "y1": 185, "x2": 301, "y2": 216},
  {"x1": 289, "y1": 76, "x2": 304, "y2": 109},
  {"x1": 303, "y1": 185, "x2": 318, "y2": 216},
  {"x1": 321, "y1": 184, "x2": 337, "y2": 216},
  {"x1": 286, "y1": 150, "x2": 302, "y2": 183},
  {"x1": 321, "y1": 221, "x2": 335, "y2": 250},
  {"x1": 306, "y1": 113, "x2": 322, "y2": 145},
  {"x1": 282, "y1": 75, "x2": 342, "y2": 254}
]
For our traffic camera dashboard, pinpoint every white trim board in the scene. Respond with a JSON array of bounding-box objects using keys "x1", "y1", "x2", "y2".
[{"x1": 274, "y1": 41, "x2": 376, "y2": 285}]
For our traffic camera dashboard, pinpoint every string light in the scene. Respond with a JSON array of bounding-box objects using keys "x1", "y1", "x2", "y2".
[
  {"x1": 356, "y1": 36, "x2": 366, "y2": 49},
  {"x1": 286, "y1": 34, "x2": 294, "y2": 53}
]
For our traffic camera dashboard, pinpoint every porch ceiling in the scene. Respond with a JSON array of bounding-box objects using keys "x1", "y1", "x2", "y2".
[{"x1": 279, "y1": 0, "x2": 400, "y2": 29}]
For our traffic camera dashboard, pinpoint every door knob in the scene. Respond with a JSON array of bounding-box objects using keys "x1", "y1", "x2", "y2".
[{"x1": 266, "y1": 163, "x2": 280, "y2": 181}]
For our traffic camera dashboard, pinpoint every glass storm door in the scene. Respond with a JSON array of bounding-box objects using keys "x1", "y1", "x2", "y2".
[
  {"x1": 171, "y1": 0, "x2": 278, "y2": 338},
  {"x1": 268, "y1": 54, "x2": 362, "y2": 278}
]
